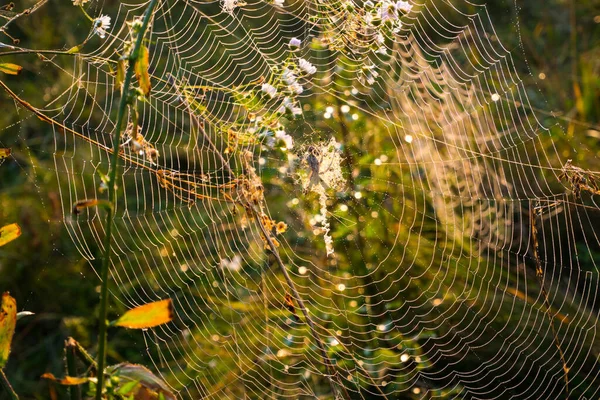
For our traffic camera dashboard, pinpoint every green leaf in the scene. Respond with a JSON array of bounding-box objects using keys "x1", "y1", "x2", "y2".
[
  {"x1": 0, "y1": 63, "x2": 22, "y2": 75},
  {"x1": 0, "y1": 223, "x2": 21, "y2": 247},
  {"x1": 135, "y1": 45, "x2": 151, "y2": 96},
  {"x1": 0, "y1": 292, "x2": 16, "y2": 367},
  {"x1": 112, "y1": 299, "x2": 173, "y2": 329},
  {"x1": 117, "y1": 380, "x2": 140, "y2": 395},
  {"x1": 66, "y1": 45, "x2": 81, "y2": 54}
]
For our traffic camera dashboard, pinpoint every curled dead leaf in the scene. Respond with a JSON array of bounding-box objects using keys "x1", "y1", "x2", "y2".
[
  {"x1": 72, "y1": 199, "x2": 112, "y2": 215},
  {"x1": 41, "y1": 372, "x2": 89, "y2": 386}
]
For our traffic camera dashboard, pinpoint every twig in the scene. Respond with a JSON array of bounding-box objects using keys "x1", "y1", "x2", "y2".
[
  {"x1": 254, "y1": 218, "x2": 348, "y2": 400},
  {"x1": 66, "y1": 337, "x2": 97, "y2": 371},
  {"x1": 1, "y1": 0, "x2": 47, "y2": 34},
  {"x1": 0, "y1": 369, "x2": 18, "y2": 400},
  {"x1": 94, "y1": 1, "x2": 160, "y2": 399},
  {"x1": 529, "y1": 202, "x2": 569, "y2": 397},
  {"x1": 169, "y1": 76, "x2": 347, "y2": 399},
  {"x1": 65, "y1": 339, "x2": 82, "y2": 400}
]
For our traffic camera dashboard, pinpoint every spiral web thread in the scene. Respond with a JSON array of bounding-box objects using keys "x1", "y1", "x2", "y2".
[{"x1": 3, "y1": 0, "x2": 600, "y2": 398}]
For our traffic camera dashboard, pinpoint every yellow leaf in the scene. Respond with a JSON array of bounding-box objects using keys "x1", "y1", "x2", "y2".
[
  {"x1": 116, "y1": 59, "x2": 126, "y2": 92},
  {"x1": 113, "y1": 299, "x2": 173, "y2": 329},
  {"x1": 66, "y1": 46, "x2": 81, "y2": 54},
  {"x1": 0, "y1": 148, "x2": 10, "y2": 159},
  {"x1": 0, "y1": 223, "x2": 21, "y2": 247},
  {"x1": 0, "y1": 292, "x2": 17, "y2": 367},
  {"x1": 0, "y1": 63, "x2": 22, "y2": 75},
  {"x1": 41, "y1": 372, "x2": 89, "y2": 386},
  {"x1": 135, "y1": 45, "x2": 151, "y2": 96}
]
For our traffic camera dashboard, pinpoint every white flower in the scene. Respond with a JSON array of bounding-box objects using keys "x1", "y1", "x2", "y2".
[
  {"x1": 363, "y1": 65, "x2": 379, "y2": 85},
  {"x1": 289, "y1": 37, "x2": 301, "y2": 47},
  {"x1": 282, "y1": 68, "x2": 297, "y2": 85},
  {"x1": 274, "y1": 0, "x2": 284, "y2": 6},
  {"x1": 282, "y1": 68, "x2": 304, "y2": 93},
  {"x1": 280, "y1": 97, "x2": 302, "y2": 116},
  {"x1": 281, "y1": 96, "x2": 293, "y2": 108},
  {"x1": 379, "y1": 1, "x2": 397, "y2": 22},
  {"x1": 220, "y1": 255, "x2": 242, "y2": 272},
  {"x1": 261, "y1": 83, "x2": 277, "y2": 98},
  {"x1": 395, "y1": 0, "x2": 412, "y2": 13},
  {"x1": 298, "y1": 58, "x2": 316, "y2": 75},
  {"x1": 275, "y1": 130, "x2": 294, "y2": 149},
  {"x1": 290, "y1": 83, "x2": 303, "y2": 94},
  {"x1": 93, "y1": 15, "x2": 111, "y2": 39},
  {"x1": 221, "y1": 0, "x2": 239, "y2": 14}
]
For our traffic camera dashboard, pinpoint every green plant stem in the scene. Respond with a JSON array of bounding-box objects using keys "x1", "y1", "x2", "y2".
[
  {"x1": 94, "y1": 1, "x2": 159, "y2": 399},
  {"x1": 0, "y1": 370, "x2": 18, "y2": 400}
]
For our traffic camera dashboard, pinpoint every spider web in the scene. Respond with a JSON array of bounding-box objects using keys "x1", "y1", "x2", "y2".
[{"x1": 2, "y1": 0, "x2": 600, "y2": 398}]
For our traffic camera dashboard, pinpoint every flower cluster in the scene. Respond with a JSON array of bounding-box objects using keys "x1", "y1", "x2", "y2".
[
  {"x1": 317, "y1": 0, "x2": 413, "y2": 85},
  {"x1": 283, "y1": 68, "x2": 304, "y2": 95},
  {"x1": 255, "y1": 40, "x2": 315, "y2": 118}
]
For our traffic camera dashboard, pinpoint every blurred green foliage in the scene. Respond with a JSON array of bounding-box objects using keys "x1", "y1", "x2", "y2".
[{"x1": 0, "y1": 0, "x2": 599, "y2": 399}]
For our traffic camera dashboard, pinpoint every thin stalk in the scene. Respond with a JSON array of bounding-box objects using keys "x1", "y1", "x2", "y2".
[
  {"x1": 0, "y1": 370, "x2": 18, "y2": 400},
  {"x1": 67, "y1": 337, "x2": 97, "y2": 370},
  {"x1": 529, "y1": 202, "x2": 569, "y2": 397},
  {"x1": 65, "y1": 339, "x2": 82, "y2": 400},
  {"x1": 94, "y1": 1, "x2": 159, "y2": 399},
  {"x1": 254, "y1": 218, "x2": 348, "y2": 400}
]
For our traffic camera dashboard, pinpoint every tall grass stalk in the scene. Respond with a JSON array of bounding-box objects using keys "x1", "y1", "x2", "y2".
[{"x1": 95, "y1": 0, "x2": 159, "y2": 398}]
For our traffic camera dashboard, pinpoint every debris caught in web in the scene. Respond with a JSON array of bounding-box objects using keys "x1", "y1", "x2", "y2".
[{"x1": 296, "y1": 138, "x2": 345, "y2": 256}]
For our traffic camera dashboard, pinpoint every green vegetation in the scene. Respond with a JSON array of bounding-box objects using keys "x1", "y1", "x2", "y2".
[{"x1": 0, "y1": 0, "x2": 599, "y2": 399}]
